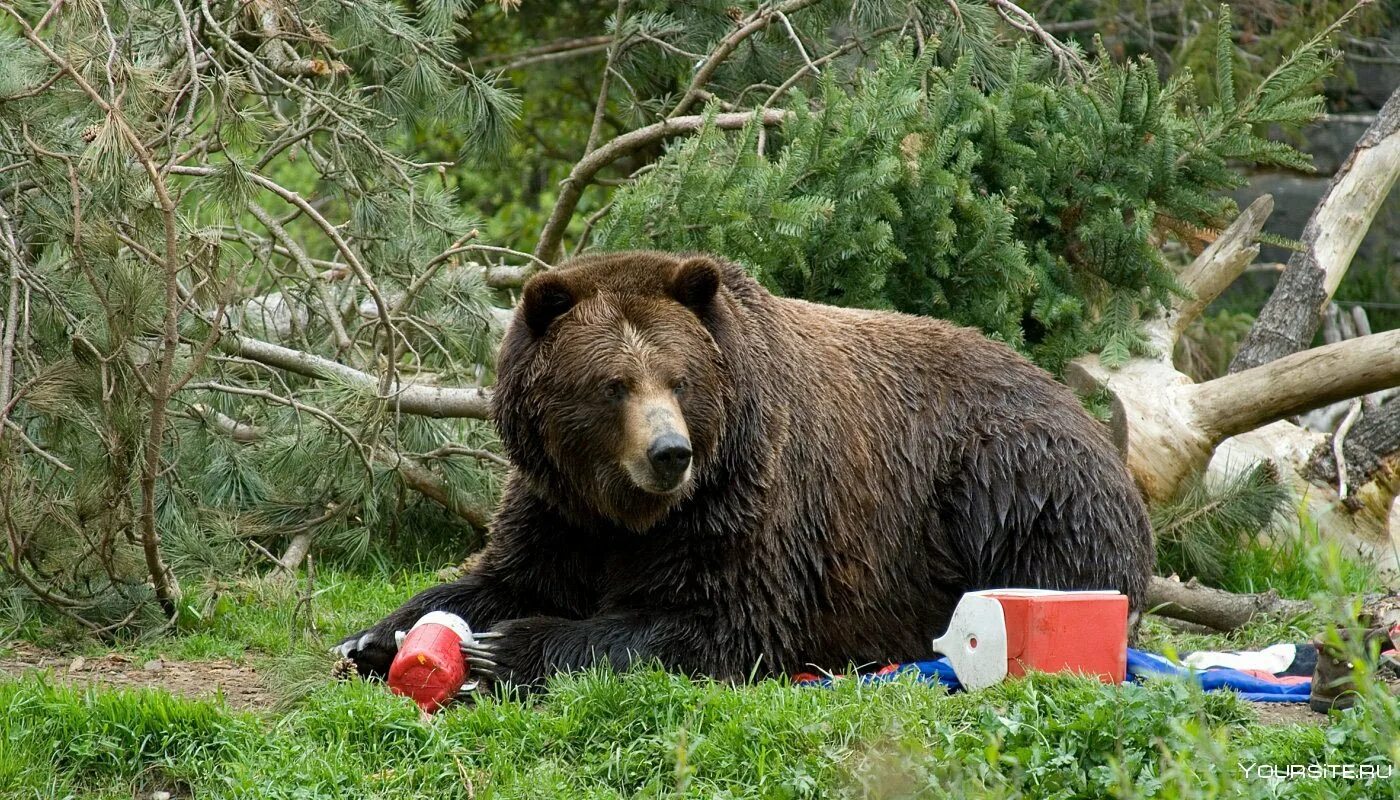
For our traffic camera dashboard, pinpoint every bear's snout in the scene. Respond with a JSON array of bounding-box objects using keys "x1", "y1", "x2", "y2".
[
  {"x1": 646, "y1": 434, "x2": 692, "y2": 489},
  {"x1": 620, "y1": 387, "x2": 694, "y2": 497}
]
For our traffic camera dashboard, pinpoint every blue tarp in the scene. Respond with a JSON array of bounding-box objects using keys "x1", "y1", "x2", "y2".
[{"x1": 798, "y1": 649, "x2": 1313, "y2": 703}]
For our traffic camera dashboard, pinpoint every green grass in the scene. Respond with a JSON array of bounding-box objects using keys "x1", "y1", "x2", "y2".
[
  {"x1": 0, "y1": 663, "x2": 1396, "y2": 799},
  {"x1": 2, "y1": 549, "x2": 1396, "y2": 799}
]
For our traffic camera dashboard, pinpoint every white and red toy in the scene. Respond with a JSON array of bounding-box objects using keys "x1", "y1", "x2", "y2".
[{"x1": 387, "y1": 612, "x2": 474, "y2": 712}]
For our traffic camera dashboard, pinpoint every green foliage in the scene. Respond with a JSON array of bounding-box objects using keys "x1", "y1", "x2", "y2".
[
  {"x1": 1153, "y1": 464, "x2": 1379, "y2": 599},
  {"x1": 597, "y1": 15, "x2": 1336, "y2": 370},
  {"x1": 1153, "y1": 462, "x2": 1291, "y2": 585}
]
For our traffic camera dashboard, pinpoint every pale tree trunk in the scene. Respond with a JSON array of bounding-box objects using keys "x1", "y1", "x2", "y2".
[
  {"x1": 1229, "y1": 89, "x2": 1400, "y2": 372},
  {"x1": 1069, "y1": 87, "x2": 1400, "y2": 576}
]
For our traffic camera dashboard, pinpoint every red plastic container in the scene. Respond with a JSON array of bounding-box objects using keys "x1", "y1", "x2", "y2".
[
  {"x1": 388, "y1": 612, "x2": 472, "y2": 712},
  {"x1": 977, "y1": 589, "x2": 1128, "y2": 683}
]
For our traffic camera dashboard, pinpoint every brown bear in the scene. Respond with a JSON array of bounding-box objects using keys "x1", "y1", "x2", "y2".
[{"x1": 335, "y1": 251, "x2": 1153, "y2": 687}]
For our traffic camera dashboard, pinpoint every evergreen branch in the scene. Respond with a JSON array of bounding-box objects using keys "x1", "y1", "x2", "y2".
[
  {"x1": 184, "y1": 381, "x2": 375, "y2": 473},
  {"x1": 534, "y1": 108, "x2": 791, "y2": 263},
  {"x1": 474, "y1": 35, "x2": 613, "y2": 68},
  {"x1": 187, "y1": 400, "x2": 493, "y2": 531},
  {"x1": 245, "y1": 203, "x2": 353, "y2": 352},
  {"x1": 1, "y1": 2, "x2": 187, "y2": 615},
  {"x1": 763, "y1": 24, "x2": 904, "y2": 108},
  {"x1": 397, "y1": 230, "x2": 482, "y2": 314},
  {"x1": 419, "y1": 443, "x2": 511, "y2": 469},
  {"x1": 168, "y1": 164, "x2": 406, "y2": 387},
  {"x1": 0, "y1": 201, "x2": 21, "y2": 440},
  {"x1": 4, "y1": 418, "x2": 73, "y2": 472},
  {"x1": 585, "y1": 0, "x2": 629, "y2": 158}
]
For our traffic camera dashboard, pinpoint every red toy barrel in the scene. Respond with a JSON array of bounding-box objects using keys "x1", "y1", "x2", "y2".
[
  {"x1": 978, "y1": 590, "x2": 1128, "y2": 683},
  {"x1": 388, "y1": 612, "x2": 471, "y2": 712}
]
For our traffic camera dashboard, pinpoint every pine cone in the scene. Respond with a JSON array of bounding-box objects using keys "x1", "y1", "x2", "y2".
[{"x1": 330, "y1": 656, "x2": 358, "y2": 682}]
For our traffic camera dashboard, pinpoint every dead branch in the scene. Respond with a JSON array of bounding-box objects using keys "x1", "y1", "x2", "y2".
[
  {"x1": 1071, "y1": 328, "x2": 1400, "y2": 501},
  {"x1": 534, "y1": 108, "x2": 790, "y2": 263},
  {"x1": 220, "y1": 332, "x2": 492, "y2": 419},
  {"x1": 1306, "y1": 398, "x2": 1400, "y2": 487},
  {"x1": 1193, "y1": 329, "x2": 1400, "y2": 438},
  {"x1": 1146, "y1": 194, "x2": 1273, "y2": 353},
  {"x1": 987, "y1": 0, "x2": 1090, "y2": 76},
  {"x1": 1147, "y1": 575, "x2": 1315, "y2": 631}
]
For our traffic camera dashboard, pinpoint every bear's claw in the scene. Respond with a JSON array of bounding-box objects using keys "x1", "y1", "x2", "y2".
[
  {"x1": 462, "y1": 639, "x2": 499, "y2": 679},
  {"x1": 331, "y1": 631, "x2": 382, "y2": 659}
]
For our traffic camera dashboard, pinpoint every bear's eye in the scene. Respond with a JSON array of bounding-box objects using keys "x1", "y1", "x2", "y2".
[
  {"x1": 672, "y1": 379, "x2": 687, "y2": 396},
  {"x1": 602, "y1": 379, "x2": 627, "y2": 402}
]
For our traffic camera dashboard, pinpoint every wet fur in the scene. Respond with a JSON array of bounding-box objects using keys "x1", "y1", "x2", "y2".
[{"x1": 341, "y1": 252, "x2": 1154, "y2": 686}]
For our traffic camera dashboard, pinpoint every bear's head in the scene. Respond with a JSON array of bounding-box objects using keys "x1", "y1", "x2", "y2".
[{"x1": 494, "y1": 252, "x2": 737, "y2": 531}]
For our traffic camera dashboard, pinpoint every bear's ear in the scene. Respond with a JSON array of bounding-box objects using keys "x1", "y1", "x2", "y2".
[
  {"x1": 669, "y1": 257, "x2": 721, "y2": 313},
  {"x1": 521, "y1": 272, "x2": 576, "y2": 336}
]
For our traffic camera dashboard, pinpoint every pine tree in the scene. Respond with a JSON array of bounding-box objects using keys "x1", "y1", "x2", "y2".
[{"x1": 0, "y1": 0, "x2": 514, "y2": 628}]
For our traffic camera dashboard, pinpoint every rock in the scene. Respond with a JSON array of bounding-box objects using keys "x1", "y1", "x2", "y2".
[
  {"x1": 68, "y1": 656, "x2": 86, "y2": 673},
  {"x1": 143, "y1": 659, "x2": 164, "y2": 673},
  {"x1": 1232, "y1": 172, "x2": 1400, "y2": 268},
  {"x1": 1272, "y1": 116, "x2": 1377, "y2": 176}
]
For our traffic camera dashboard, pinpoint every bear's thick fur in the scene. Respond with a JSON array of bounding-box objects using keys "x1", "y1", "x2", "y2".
[{"x1": 337, "y1": 251, "x2": 1153, "y2": 686}]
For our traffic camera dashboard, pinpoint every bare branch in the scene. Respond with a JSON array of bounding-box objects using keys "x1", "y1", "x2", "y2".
[
  {"x1": 988, "y1": 0, "x2": 1090, "y2": 76},
  {"x1": 534, "y1": 108, "x2": 790, "y2": 263},
  {"x1": 1195, "y1": 329, "x2": 1400, "y2": 439},
  {"x1": 1147, "y1": 194, "x2": 1273, "y2": 353},
  {"x1": 1148, "y1": 575, "x2": 1314, "y2": 631},
  {"x1": 220, "y1": 331, "x2": 492, "y2": 419}
]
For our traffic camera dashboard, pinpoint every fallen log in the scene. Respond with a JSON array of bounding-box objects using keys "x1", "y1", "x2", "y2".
[{"x1": 1147, "y1": 575, "x2": 1315, "y2": 631}]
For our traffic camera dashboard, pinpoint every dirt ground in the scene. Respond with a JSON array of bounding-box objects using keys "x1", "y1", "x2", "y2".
[
  {"x1": 1250, "y1": 701, "x2": 1325, "y2": 726},
  {"x1": 0, "y1": 643, "x2": 274, "y2": 711}
]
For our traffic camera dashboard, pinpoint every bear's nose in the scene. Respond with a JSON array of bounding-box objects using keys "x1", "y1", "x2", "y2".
[{"x1": 647, "y1": 434, "x2": 692, "y2": 485}]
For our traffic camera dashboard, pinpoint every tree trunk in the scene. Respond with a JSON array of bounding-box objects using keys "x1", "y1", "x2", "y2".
[
  {"x1": 1229, "y1": 89, "x2": 1400, "y2": 373},
  {"x1": 1070, "y1": 329, "x2": 1400, "y2": 502},
  {"x1": 1306, "y1": 397, "x2": 1400, "y2": 487}
]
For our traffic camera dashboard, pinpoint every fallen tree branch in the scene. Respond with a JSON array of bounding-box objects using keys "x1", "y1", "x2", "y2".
[
  {"x1": 1193, "y1": 329, "x2": 1400, "y2": 439},
  {"x1": 1333, "y1": 399, "x2": 1364, "y2": 498},
  {"x1": 1306, "y1": 397, "x2": 1400, "y2": 487},
  {"x1": 1147, "y1": 575, "x2": 1314, "y2": 631},
  {"x1": 1148, "y1": 195, "x2": 1273, "y2": 353},
  {"x1": 1070, "y1": 328, "x2": 1400, "y2": 501},
  {"x1": 220, "y1": 332, "x2": 492, "y2": 419}
]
